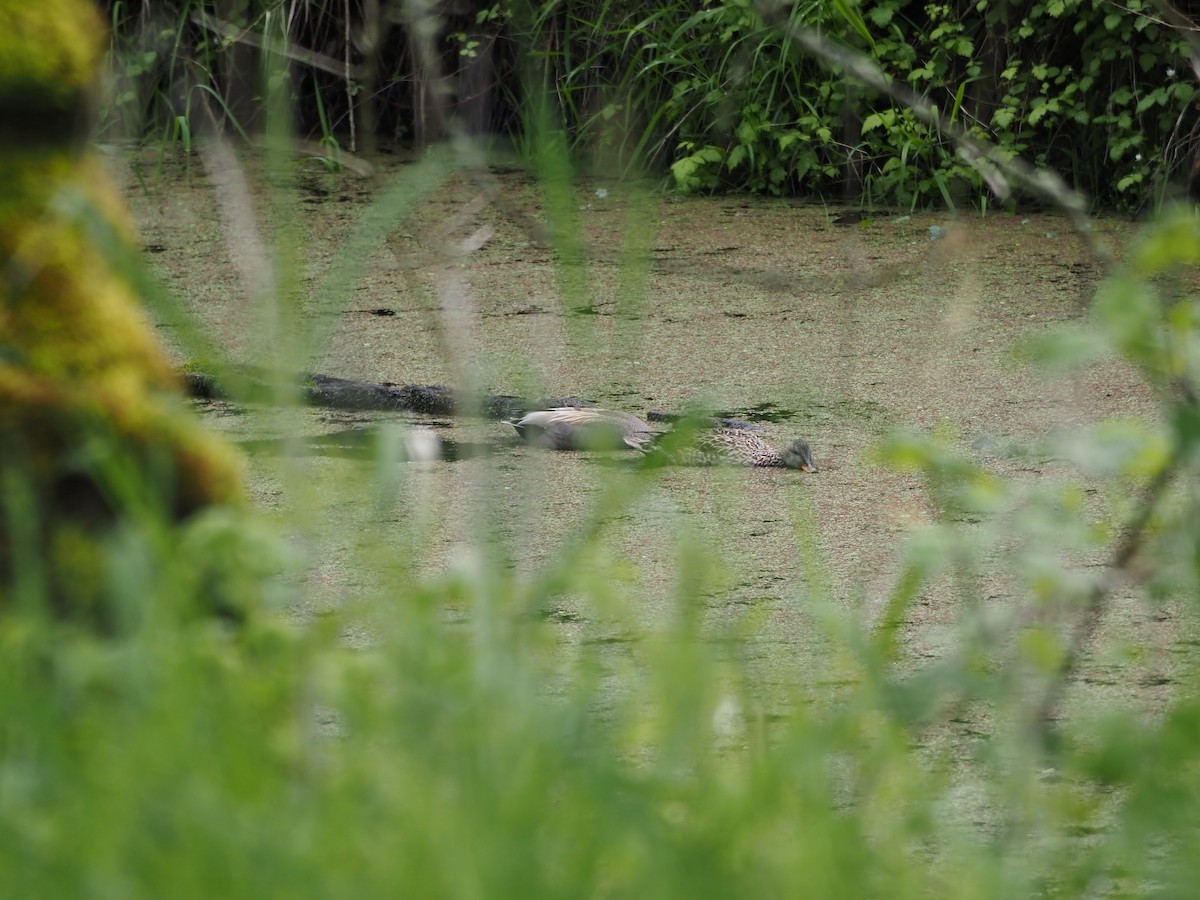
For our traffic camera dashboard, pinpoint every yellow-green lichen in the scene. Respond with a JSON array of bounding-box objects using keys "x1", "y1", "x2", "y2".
[
  {"x1": 0, "y1": 0, "x2": 103, "y2": 109},
  {"x1": 0, "y1": 0, "x2": 250, "y2": 623}
]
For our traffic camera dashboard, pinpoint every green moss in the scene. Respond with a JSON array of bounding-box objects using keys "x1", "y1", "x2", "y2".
[
  {"x1": 0, "y1": 0, "x2": 249, "y2": 623},
  {"x1": 0, "y1": 0, "x2": 102, "y2": 109}
]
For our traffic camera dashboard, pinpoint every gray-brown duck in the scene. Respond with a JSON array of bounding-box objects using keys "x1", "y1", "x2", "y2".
[{"x1": 506, "y1": 407, "x2": 661, "y2": 450}]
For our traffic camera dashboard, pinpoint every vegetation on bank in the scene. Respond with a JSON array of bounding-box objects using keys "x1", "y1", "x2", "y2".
[{"x1": 102, "y1": 0, "x2": 1198, "y2": 209}]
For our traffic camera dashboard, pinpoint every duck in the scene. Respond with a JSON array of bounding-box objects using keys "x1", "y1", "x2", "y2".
[
  {"x1": 649, "y1": 427, "x2": 818, "y2": 471},
  {"x1": 509, "y1": 407, "x2": 817, "y2": 471},
  {"x1": 505, "y1": 407, "x2": 661, "y2": 450}
]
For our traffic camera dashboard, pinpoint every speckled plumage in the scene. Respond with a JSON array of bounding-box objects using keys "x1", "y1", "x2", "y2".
[
  {"x1": 508, "y1": 408, "x2": 817, "y2": 472},
  {"x1": 658, "y1": 428, "x2": 817, "y2": 471}
]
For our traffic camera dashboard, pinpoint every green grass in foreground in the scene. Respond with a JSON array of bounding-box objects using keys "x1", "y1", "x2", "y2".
[{"x1": 3, "y1": 201, "x2": 1200, "y2": 896}]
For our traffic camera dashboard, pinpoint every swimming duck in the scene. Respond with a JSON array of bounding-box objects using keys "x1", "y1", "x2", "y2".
[
  {"x1": 509, "y1": 407, "x2": 817, "y2": 471},
  {"x1": 506, "y1": 407, "x2": 661, "y2": 450},
  {"x1": 651, "y1": 427, "x2": 818, "y2": 471}
]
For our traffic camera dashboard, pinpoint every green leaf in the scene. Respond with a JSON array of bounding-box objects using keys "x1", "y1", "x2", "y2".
[
  {"x1": 670, "y1": 157, "x2": 696, "y2": 182},
  {"x1": 834, "y1": 0, "x2": 876, "y2": 49},
  {"x1": 868, "y1": 4, "x2": 895, "y2": 27},
  {"x1": 1019, "y1": 626, "x2": 1066, "y2": 674},
  {"x1": 1015, "y1": 325, "x2": 1111, "y2": 372},
  {"x1": 1093, "y1": 273, "x2": 1165, "y2": 371},
  {"x1": 1135, "y1": 88, "x2": 1166, "y2": 114},
  {"x1": 1071, "y1": 712, "x2": 1146, "y2": 785},
  {"x1": 1132, "y1": 214, "x2": 1200, "y2": 273},
  {"x1": 861, "y1": 112, "x2": 885, "y2": 132},
  {"x1": 1054, "y1": 420, "x2": 1170, "y2": 478},
  {"x1": 1172, "y1": 404, "x2": 1200, "y2": 454}
]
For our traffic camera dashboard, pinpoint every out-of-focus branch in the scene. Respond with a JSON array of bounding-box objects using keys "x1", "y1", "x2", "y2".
[
  {"x1": 1031, "y1": 452, "x2": 1180, "y2": 749},
  {"x1": 191, "y1": 10, "x2": 364, "y2": 79}
]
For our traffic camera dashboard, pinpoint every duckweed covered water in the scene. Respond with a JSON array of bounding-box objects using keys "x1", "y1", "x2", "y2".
[{"x1": 122, "y1": 149, "x2": 1173, "y2": 721}]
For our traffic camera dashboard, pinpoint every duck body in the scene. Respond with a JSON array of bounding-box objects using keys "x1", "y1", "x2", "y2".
[
  {"x1": 509, "y1": 408, "x2": 817, "y2": 471},
  {"x1": 506, "y1": 407, "x2": 660, "y2": 451},
  {"x1": 651, "y1": 427, "x2": 817, "y2": 471}
]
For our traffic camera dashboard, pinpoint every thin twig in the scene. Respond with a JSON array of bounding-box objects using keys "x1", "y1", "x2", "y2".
[
  {"x1": 1031, "y1": 453, "x2": 1180, "y2": 748},
  {"x1": 190, "y1": 10, "x2": 363, "y2": 79}
]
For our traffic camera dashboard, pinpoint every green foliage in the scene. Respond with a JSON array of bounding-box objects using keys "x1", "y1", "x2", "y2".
[
  {"x1": 521, "y1": 0, "x2": 1196, "y2": 208},
  {"x1": 102, "y1": 1, "x2": 1197, "y2": 208},
  {"x1": 522, "y1": 0, "x2": 849, "y2": 193},
  {"x1": 985, "y1": 0, "x2": 1194, "y2": 207},
  {"x1": 104, "y1": 0, "x2": 214, "y2": 146}
]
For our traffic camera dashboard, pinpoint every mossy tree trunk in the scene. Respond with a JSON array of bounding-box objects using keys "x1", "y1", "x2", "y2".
[{"x1": 0, "y1": 0, "x2": 249, "y2": 625}]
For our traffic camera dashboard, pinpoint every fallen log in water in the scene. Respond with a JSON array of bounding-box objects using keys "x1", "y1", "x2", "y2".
[
  {"x1": 182, "y1": 368, "x2": 590, "y2": 420},
  {"x1": 183, "y1": 367, "x2": 768, "y2": 431}
]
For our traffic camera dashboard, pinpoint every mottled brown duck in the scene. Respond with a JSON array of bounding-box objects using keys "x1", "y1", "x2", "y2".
[
  {"x1": 653, "y1": 427, "x2": 817, "y2": 471},
  {"x1": 509, "y1": 408, "x2": 817, "y2": 471}
]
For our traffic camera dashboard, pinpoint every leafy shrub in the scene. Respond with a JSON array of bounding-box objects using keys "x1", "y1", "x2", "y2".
[
  {"x1": 525, "y1": 0, "x2": 1198, "y2": 208},
  {"x1": 103, "y1": 0, "x2": 1198, "y2": 208}
]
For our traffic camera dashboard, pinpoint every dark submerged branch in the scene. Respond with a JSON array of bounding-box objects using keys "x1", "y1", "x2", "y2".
[
  {"x1": 185, "y1": 367, "x2": 589, "y2": 420},
  {"x1": 182, "y1": 368, "x2": 774, "y2": 430}
]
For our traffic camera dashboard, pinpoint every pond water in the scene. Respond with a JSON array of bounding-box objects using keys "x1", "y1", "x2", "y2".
[{"x1": 117, "y1": 147, "x2": 1179, "y2": 723}]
